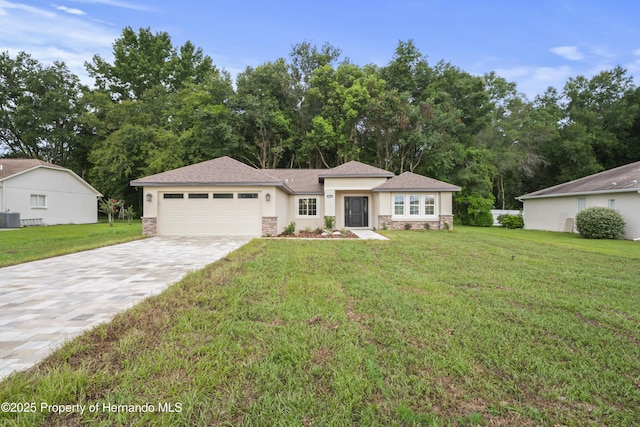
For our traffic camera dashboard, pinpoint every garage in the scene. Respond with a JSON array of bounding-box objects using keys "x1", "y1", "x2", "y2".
[{"x1": 157, "y1": 191, "x2": 262, "y2": 236}]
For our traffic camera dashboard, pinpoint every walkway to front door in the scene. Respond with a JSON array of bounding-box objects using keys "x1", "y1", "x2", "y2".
[{"x1": 345, "y1": 196, "x2": 368, "y2": 227}]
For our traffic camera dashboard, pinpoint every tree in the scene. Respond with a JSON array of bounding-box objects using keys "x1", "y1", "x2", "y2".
[
  {"x1": 86, "y1": 27, "x2": 214, "y2": 100},
  {"x1": 0, "y1": 51, "x2": 83, "y2": 166}
]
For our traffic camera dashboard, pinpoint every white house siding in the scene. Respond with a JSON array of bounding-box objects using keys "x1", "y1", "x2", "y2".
[
  {"x1": 4, "y1": 168, "x2": 98, "y2": 225},
  {"x1": 285, "y1": 194, "x2": 325, "y2": 231},
  {"x1": 523, "y1": 192, "x2": 640, "y2": 239}
]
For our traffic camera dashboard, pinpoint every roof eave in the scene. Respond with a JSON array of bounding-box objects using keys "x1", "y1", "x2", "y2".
[
  {"x1": 518, "y1": 187, "x2": 640, "y2": 200},
  {"x1": 319, "y1": 173, "x2": 394, "y2": 179},
  {"x1": 372, "y1": 187, "x2": 461, "y2": 192},
  {"x1": 130, "y1": 180, "x2": 293, "y2": 193}
]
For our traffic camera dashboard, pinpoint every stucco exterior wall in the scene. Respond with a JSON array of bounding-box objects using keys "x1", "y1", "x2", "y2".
[
  {"x1": 523, "y1": 192, "x2": 640, "y2": 239},
  {"x1": 4, "y1": 168, "x2": 99, "y2": 225}
]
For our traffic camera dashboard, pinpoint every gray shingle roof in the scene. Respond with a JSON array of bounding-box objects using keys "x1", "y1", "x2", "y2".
[
  {"x1": 0, "y1": 159, "x2": 67, "y2": 180},
  {"x1": 519, "y1": 161, "x2": 640, "y2": 199},
  {"x1": 372, "y1": 171, "x2": 461, "y2": 192},
  {"x1": 130, "y1": 157, "x2": 460, "y2": 194},
  {"x1": 130, "y1": 156, "x2": 284, "y2": 187},
  {"x1": 319, "y1": 160, "x2": 394, "y2": 178},
  {"x1": 266, "y1": 169, "x2": 324, "y2": 193}
]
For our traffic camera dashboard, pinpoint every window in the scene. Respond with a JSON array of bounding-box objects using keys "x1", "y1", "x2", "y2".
[
  {"x1": 31, "y1": 194, "x2": 46, "y2": 208},
  {"x1": 394, "y1": 195, "x2": 404, "y2": 215},
  {"x1": 297, "y1": 197, "x2": 318, "y2": 217},
  {"x1": 238, "y1": 193, "x2": 258, "y2": 199},
  {"x1": 393, "y1": 194, "x2": 437, "y2": 218},
  {"x1": 577, "y1": 198, "x2": 586, "y2": 212},
  {"x1": 608, "y1": 199, "x2": 615, "y2": 209},
  {"x1": 163, "y1": 193, "x2": 184, "y2": 199},
  {"x1": 188, "y1": 193, "x2": 208, "y2": 199},
  {"x1": 424, "y1": 195, "x2": 435, "y2": 215},
  {"x1": 409, "y1": 195, "x2": 420, "y2": 215},
  {"x1": 213, "y1": 193, "x2": 233, "y2": 199}
]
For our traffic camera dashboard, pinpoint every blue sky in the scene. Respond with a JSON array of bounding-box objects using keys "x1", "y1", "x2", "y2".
[{"x1": 2, "y1": 0, "x2": 640, "y2": 99}]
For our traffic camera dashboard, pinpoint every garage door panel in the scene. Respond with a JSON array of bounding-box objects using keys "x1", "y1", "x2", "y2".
[{"x1": 158, "y1": 192, "x2": 261, "y2": 236}]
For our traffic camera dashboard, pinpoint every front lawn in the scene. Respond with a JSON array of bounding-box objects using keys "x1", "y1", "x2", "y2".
[
  {"x1": 0, "y1": 221, "x2": 144, "y2": 267},
  {"x1": 1, "y1": 228, "x2": 639, "y2": 425}
]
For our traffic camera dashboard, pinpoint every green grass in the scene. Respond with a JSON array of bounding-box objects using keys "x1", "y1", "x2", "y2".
[
  {"x1": 1, "y1": 227, "x2": 639, "y2": 425},
  {"x1": 0, "y1": 221, "x2": 145, "y2": 267}
]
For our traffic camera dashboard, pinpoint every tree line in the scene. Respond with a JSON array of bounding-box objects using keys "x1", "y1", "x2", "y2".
[{"x1": 1, "y1": 27, "x2": 639, "y2": 224}]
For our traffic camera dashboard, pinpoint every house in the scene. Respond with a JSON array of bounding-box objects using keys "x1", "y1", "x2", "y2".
[
  {"x1": 0, "y1": 159, "x2": 102, "y2": 226},
  {"x1": 518, "y1": 161, "x2": 640, "y2": 239},
  {"x1": 130, "y1": 156, "x2": 461, "y2": 237}
]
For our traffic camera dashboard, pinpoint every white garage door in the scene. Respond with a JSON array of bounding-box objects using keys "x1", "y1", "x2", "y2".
[{"x1": 158, "y1": 192, "x2": 261, "y2": 236}]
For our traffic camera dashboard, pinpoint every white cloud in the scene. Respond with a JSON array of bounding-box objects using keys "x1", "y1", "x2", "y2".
[
  {"x1": 495, "y1": 65, "x2": 574, "y2": 100},
  {"x1": 550, "y1": 46, "x2": 585, "y2": 61},
  {"x1": 0, "y1": 0, "x2": 118, "y2": 86},
  {"x1": 633, "y1": 48, "x2": 640, "y2": 56},
  {"x1": 54, "y1": 5, "x2": 86, "y2": 16},
  {"x1": 69, "y1": 0, "x2": 152, "y2": 11}
]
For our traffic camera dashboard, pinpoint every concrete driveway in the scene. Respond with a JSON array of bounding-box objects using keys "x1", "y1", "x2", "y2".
[{"x1": 0, "y1": 236, "x2": 251, "y2": 381}]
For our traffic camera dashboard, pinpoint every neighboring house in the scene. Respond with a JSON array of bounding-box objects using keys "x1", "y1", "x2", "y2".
[
  {"x1": 130, "y1": 156, "x2": 461, "y2": 237},
  {"x1": 518, "y1": 161, "x2": 640, "y2": 239},
  {"x1": 0, "y1": 159, "x2": 102, "y2": 226}
]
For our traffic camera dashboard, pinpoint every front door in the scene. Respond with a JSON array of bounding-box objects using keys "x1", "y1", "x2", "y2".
[{"x1": 345, "y1": 197, "x2": 368, "y2": 227}]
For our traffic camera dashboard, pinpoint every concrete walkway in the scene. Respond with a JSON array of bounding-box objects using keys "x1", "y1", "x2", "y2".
[
  {"x1": 350, "y1": 229, "x2": 390, "y2": 240},
  {"x1": 0, "y1": 236, "x2": 251, "y2": 381}
]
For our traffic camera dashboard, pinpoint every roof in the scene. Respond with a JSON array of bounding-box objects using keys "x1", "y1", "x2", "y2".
[
  {"x1": 318, "y1": 160, "x2": 394, "y2": 178},
  {"x1": 130, "y1": 157, "x2": 460, "y2": 194},
  {"x1": 130, "y1": 156, "x2": 288, "y2": 189},
  {"x1": 519, "y1": 161, "x2": 640, "y2": 200},
  {"x1": 372, "y1": 171, "x2": 461, "y2": 192},
  {"x1": 0, "y1": 158, "x2": 101, "y2": 196},
  {"x1": 0, "y1": 159, "x2": 66, "y2": 180},
  {"x1": 266, "y1": 169, "x2": 324, "y2": 194}
]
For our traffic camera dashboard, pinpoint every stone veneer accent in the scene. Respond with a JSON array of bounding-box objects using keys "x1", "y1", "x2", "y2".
[
  {"x1": 142, "y1": 217, "x2": 157, "y2": 236},
  {"x1": 262, "y1": 216, "x2": 277, "y2": 236},
  {"x1": 377, "y1": 215, "x2": 454, "y2": 231}
]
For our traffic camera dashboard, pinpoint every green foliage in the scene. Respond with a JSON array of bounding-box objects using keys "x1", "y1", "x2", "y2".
[
  {"x1": 423, "y1": 222, "x2": 431, "y2": 230},
  {"x1": 404, "y1": 223, "x2": 412, "y2": 230},
  {"x1": 497, "y1": 213, "x2": 524, "y2": 229},
  {"x1": 282, "y1": 221, "x2": 296, "y2": 236},
  {"x1": 98, "y1": 198, "x2": 124, "y2": 227},
  {"x1": 455, "y1": 192, "x2": 495, "y2": 227},
  {"x1": 324, "y1": 216, "x2": 335, "y2": 230},
  {"x1": 575, "y1": 207, "x2": 626, "y2": 239}
]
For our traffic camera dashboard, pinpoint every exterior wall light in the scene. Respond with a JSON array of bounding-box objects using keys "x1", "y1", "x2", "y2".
[
  {"x1": 265, "y1": 193, "x2": 271, "y2": 202},
  {"x1": 146, "y1": 193, "x2": 152, "y2": 202}
]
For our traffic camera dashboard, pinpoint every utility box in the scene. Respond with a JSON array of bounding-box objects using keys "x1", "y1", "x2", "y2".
[{"x1": 0, "y1": 212, "x2": 21, "y2": 228}]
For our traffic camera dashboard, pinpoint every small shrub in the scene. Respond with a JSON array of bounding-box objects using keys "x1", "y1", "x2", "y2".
[
  {"x1": 324, "y1": 216, "x2": 335, "y2": 230},
  {"x1": 404, "y1": 223, "x2": 412, "y2": 230},
  {"x1": 283, "y1": 221, "x2": 296, "y2": 236},
  {"x1": 305, "y1": 226, "x2": 312, "y2": 232},
  {"x1": 575, "y1": 207, "x2": 625, "y2": 239},
  {"x1": 497, "y1": 213, "x2": 524, "y2": 229},
  {"x1": 423, "y1": 222, "x2": 431, "y2": 230},
  {"x1": 340, "y1": 228, "x2": 349, "y2": 237},
  {"x1": 382, "y1": 222, "x2": 388, "y2": 230},
  {"x1": 444, "y1": 222, "x2": 450, "y2": 231},
  {"x1": 314, "y1": 226, "x2": 323, "y2": 234}
]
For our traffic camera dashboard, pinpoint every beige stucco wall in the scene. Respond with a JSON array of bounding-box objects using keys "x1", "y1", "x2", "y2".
[
  {"x1": 523, "y1": 191, "x2": 640, "y2": 239},
  {"x1": 4, "y1": 168, "x2": 99, "y2": 225}
]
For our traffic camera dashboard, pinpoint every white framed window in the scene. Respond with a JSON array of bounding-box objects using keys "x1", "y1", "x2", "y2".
[
  {"x1": 608, "y1": 199, "x2": 615, "y2": 209},
  {"x1": 424, "y1": 195, "x2": 435, "y2": 215},
  {"x1": 392, "y1": 194, "x2": 437, "y2": 218},
  {"x1": 577, "y1": 198, "x2": 586, "y2": 212},
  {"x1": 409, "y1": 195, "x2": 420, "y2": 215},
  {"x1": 31, "y1": 194, "x2": 46, "y2": 208},
  {"x1": 297, "y1": 197, "x2": 318, "y2": 217},
  {"x1": 394, "y1": 195, "x2": 404, "y2": 215}
]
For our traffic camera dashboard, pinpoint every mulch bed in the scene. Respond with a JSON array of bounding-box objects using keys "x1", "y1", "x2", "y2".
[{"x1": 274, "y1": 230, "x2": 358, "y2": 239}]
